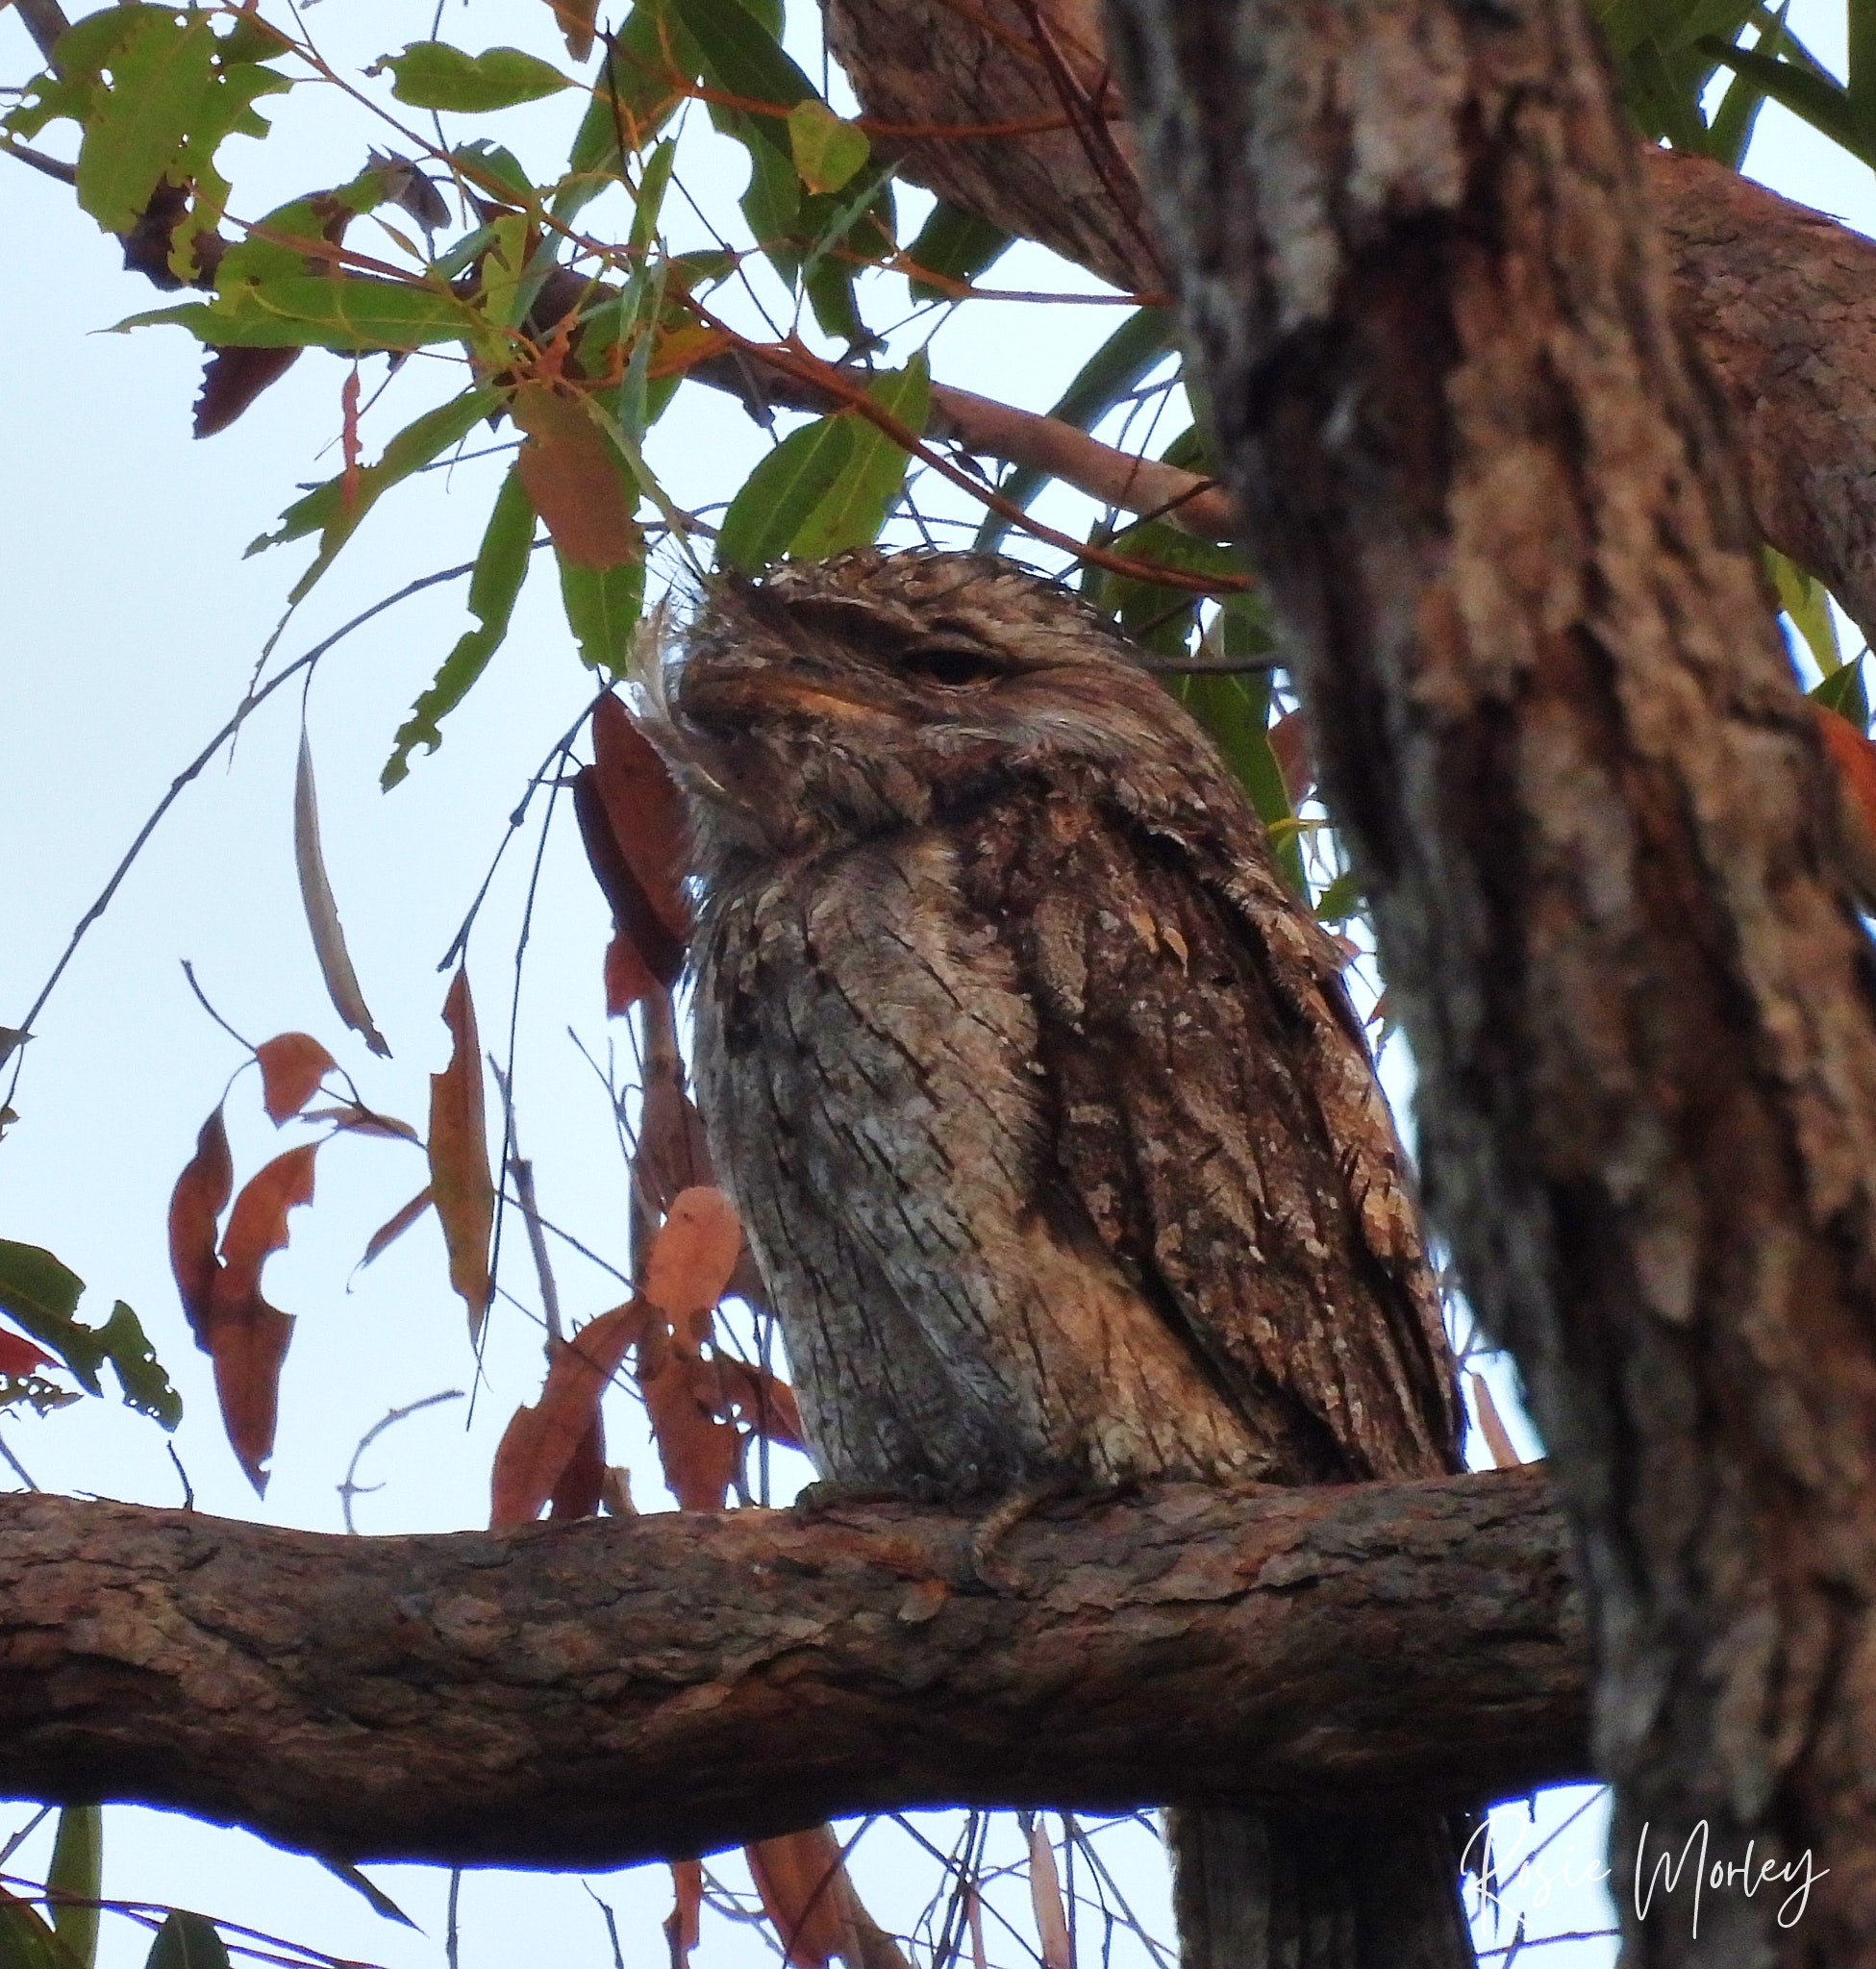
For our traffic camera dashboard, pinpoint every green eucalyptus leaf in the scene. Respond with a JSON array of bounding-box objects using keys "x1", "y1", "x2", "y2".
[
  {"x1": 0, "y1": 1242, "x2": 179, "y2": 1426},
  {"x1": 788, "y1": 354, "x2": 930, "y2": 559},
  {"x1": 788, "y1": 99, "x2": 869, "y2": 193},
  {"x1": 0, "y1": 1897, "x2": 84, "y2": 1969},
  {"x1": 143, "y1": 1912, "x2": 230, "y2": 1969},
  {"x1": 1812, "y1": 658, "x2": 1870, "y2": 728},
  {"x1": 1697, "y1": 37, "x2": 1875, "y2": 161},
  {"x1": 905, "y1": 201, "x2": 1012, "y2": 299},
  {"x1": 245, "y1": 387, "x2": 498, "y2": 609},
  {"x1": 717, "y1": 417, "x2": 859, "y2": 572},
  {"x1": 118, "y1": 276, "x2": 482, "y2": 352},
  {"x1": 386, "y1": 465, "x2": 537, "y2": 785},
  {"x1": 46, "y1": 1807, "x2": 100, "y2": 1969},
  {"x1": 668, "y1": 0, "x2": 816, "y2": 139},
  {"x1": 73, "y1": 8, "x2": 215, "y2": 231},
  {"x1": 379, "y1": 42, "x2": 570, "y2": 112},
  {"x1": 560, "y1": 556, "x2": 647, "y2": 673}
]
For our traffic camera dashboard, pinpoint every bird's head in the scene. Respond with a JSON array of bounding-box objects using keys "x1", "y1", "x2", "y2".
[{"x1": 660, "y1": 547, "x2": 1221, "y2": 870}]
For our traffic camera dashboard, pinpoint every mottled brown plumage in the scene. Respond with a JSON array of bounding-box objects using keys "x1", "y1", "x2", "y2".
[{"x1": 665, "y1": 547, "x2": 1473, "y2": 1969}]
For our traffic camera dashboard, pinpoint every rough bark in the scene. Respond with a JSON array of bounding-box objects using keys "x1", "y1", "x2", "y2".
[
  {"x1": 0, "y1": 1475, "x2": 1583, "y2": 1868},
  {"x1": 1105, "y1": 0, "x2": 1876, "y2": 1961},
  {"x1": 833, "y1": 0, "x2": 1876, "y2": 642}
]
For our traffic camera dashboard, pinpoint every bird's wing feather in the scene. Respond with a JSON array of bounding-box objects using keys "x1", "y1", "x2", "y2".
[{"x1": 960, "y1": 781, "x2": 1462, "y2": 1482}]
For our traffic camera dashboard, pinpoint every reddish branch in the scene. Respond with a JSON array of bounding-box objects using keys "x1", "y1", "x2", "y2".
[{"x1": 0, "y1": 1472, "x2": 1584, "y2": 1867}]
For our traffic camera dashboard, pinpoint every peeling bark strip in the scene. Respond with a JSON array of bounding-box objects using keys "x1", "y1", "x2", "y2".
[
  {"x1": 1106, "y1": 0, "x2": 1876, "y2": 1959},
  {"x1": 0, "y1": 1476, "x2": 1581, "y2": 1866}
]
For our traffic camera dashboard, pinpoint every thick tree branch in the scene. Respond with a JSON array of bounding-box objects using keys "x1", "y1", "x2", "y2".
[
  {"x1": 0, "y1": 1473, "x2": 1583, "y2": 1867},
  {"x1": 832, "y1": 0, "x2": 1876, "y2": 641},
  {"x1": 1647, "y1": 148, "x2": 1876, "y2": 647},
  {"x1": 685, "y1": 347, "x2": 1234, "y2": 537}
]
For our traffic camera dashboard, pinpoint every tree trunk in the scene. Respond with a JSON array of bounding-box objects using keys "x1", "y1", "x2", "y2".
[
  {"x1": 833, "y1": 0, "x2": 1876, "y2": 647},
  {"x1": 1105, "y1": 0, "x2": 1876, "y2": 1960}
]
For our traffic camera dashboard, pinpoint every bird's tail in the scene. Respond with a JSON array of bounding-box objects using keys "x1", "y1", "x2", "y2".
[{"x1": 1167, "y1": 1804, "x2": 1474, "y2": 1969}]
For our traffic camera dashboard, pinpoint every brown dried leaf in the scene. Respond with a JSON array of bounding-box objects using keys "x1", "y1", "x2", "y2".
[
  {"x1": 295, "y1": 735, "x2": 390, "y2": 1057},
  {"x1": 641, "y1": 1339, "x2": 738, "y2": 1510},
  {"x1": 256, "y1": 1032, "x2": 337, "y2": 1124},
  {"x1": 1026, "y1": 1819, "x2": 1072, "y2": 1969},
  {"x1": 747, "y1": 1826, "x2": 851, "y2": 1969},
  {"x1": 361, "y1": 1186, "x2": 435, "y2": 1268},
  {"x1": 305, "y1": 1105, "x2": 421, "y2": 1141},
  {"x1": 602, "y1": 926, "x2": 663, "y2": 1018},
  {"x1": 543, "y1": 0, "x2": 598, "y2": 61},
  {"x1": 427, "y1": 969, "x2": 494, "y2": 1339},
  {"x1": 643, "y1": 1186, "x2": 743, "y2": 1320},
  {"x1": 592, "y1": 694, "x2": 690, "y2": 946},
  {"x1": 713, "y1": 1356, "x2": 807, "y2": 1451},
  {"x1": 512, "y1": 383, "x2": 639, "y2": 570},
  {"x1": 488, "y1": 1302, "x2": 643, "y2": 1527},
  {"x1": 638, "y1": 1073, "x2": 714, "y2": 1214},
  {"x1": 195, "y1": 346, "x2": 302, "y2": 438},
  {"x1": 549, "y1": 1408, "x2": 606, "y2": 1519},
  {"x1": 168, "y1": 1105, "x2": 234, "y2": 1333},
  {"x1": 1467, "y1": 1372, "x2": 1524, "y2": 1470},
  {"x1": 665, "y1": 1860, "x2": 702, "y2": 1969},
  {"x1": 206, "y1": 1142, "x2": 317, "y2": 1493},
  {"x1": 1267, "y1": 709, "x2": 1313, "y2": 810}
]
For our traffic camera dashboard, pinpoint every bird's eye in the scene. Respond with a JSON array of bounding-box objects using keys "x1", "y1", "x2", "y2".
[{"x1": 901, "y1": 644, "x2": 1001, "y2": 687}]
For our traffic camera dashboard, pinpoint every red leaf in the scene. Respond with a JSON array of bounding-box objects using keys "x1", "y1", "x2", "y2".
[
  {"x1": 339, "y1": 366, "x2": 363, "y2": 510},
  {"x1": 427, "y1": 969, "x2": 494, "y2": 1339},
  {"x1": 488, "y1": 1302, "x2": 643, "y2": 1527},
  {"x1": 512, "y1": 383, "x2": 640, "y2": 569},
  {"x1": 0, "y1": 1329, "x2": 56, "y2": 1380},
  {"x1": 639, "y1": 1072, "x2": 714, "y2": 1214},
  {"x1": 592, "y1": 695, "x2": 690, "y2": 946},
  {"x1": 256, "y1": 1032, "x2": 337, "y2": 1124},
  {"x1": 602, "y1": 926, "x2": 663, "y2": 1018},
  {"x1": 305, "y1": 1105, "x2": 420, "y2": 1141},
  {"x1": 641, "y1": 1336, "x2": 738, "y2": 1510},
  {"x1": 1814, "y1": 699, "x2": 1876, "y2": 906},
  {"x1": 206, "y1": 1142, "x2": 317, "y2": 1492},
  {"x1": 168, "y1": 1106, "x2": 233, "y2": 1335}
]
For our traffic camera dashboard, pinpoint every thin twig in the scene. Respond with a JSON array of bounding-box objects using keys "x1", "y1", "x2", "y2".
[
  {"x1": 336, "y1": 1389, "x2": 464, "y2": 1534},
  {"x1": 0, "y1": 135, "x2": 75, "y2": 184},
  {"x1": 179, "y1": 960, "x2": 255, "y2": 1053},
  {"x1": 0, "y1": 1428, "x2": 39, "y2": 1493},
  {"x1": 166, "y1": 1443, "x2": 195, "y2": 1510},
  {"x1": 12, "y1": 0, "x2": 71, "y2": 65},
  {"x1": 7, "y1": 554, "x2": 483, "y2": 1073}
]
